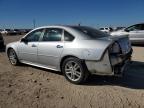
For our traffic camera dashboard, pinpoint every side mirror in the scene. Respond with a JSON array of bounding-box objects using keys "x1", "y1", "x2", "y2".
[{"x1": 21, "y1": 38, "x2": 28, "y2": 43}]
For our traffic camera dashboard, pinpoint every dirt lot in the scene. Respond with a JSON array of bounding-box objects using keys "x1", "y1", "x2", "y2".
[{"x1": 0, "y1": 35, "x2": 144, "y2": 108}]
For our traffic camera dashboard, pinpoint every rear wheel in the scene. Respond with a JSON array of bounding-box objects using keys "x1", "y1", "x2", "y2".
[
  {"x1": 62, "y1": 57, "x2": 89, "y2": 84},
  {"x1": 8, "y1": 49, "x2": 20, "y2": 66}
]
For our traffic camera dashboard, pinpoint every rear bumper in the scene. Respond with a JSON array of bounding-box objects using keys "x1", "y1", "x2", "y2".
[
  {"x1": 112, "y1": 49, "x2": 132, "y2": 75},
  {"x1": 85, "y1": 49, "x2": 132, "y2": 76}
]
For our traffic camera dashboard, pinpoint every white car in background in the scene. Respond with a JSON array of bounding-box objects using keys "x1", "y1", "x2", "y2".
[
  {"x1": 1, "y1": 29, "x2": 17, "y2": 35},
  {"x1": 0, "y1": 29, "x2": 8, "y2": 34},
  {"x1": 99, "y1": 27, "x2": 113, "y2": 33},
  {"x1": 111, "y1": 23, "x2": 144, "y2": 44}
]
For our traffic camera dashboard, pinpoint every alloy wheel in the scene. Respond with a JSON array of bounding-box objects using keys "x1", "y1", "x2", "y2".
[
  {"x1": 9, "y1": 49, "x2": 17, "y2": 65},
  {"x1": 65, "y1": 61, "x2": 82, "y2": 81}
]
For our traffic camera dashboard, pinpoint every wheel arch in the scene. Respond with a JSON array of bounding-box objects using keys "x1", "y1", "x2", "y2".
[
  {"x1": 60, "y1": 55, "x2": 89, "y2": 84},
  {"x1": 60, "y1": 55, "x2": 81, "y2": 71},
  {"x1": 6, "y1": 46, "x2": 17, "y2": 57}
]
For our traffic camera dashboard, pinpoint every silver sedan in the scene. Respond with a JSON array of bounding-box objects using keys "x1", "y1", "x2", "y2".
[
  {"x1": 6, "y1": 25, "x2": 132, "y2": 84},
  {"x1": 111, "y1": 23, "x2": 144, "y2": 44}
]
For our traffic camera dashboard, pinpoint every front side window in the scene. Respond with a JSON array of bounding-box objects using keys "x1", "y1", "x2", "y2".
[
  {"x1": 42, "y1": 28, "x2": 62, "y2": 41},
  {"x1": 25, "y1": 29, "x2": 43, "y2": 42},
  {"x1": 64, "y1": 31, "x2": 75, "y2": 41}
]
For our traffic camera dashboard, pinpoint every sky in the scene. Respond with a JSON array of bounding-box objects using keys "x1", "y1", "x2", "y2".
[{"x1": 0, "y1": 0, "x2": 144, "y2": 29}]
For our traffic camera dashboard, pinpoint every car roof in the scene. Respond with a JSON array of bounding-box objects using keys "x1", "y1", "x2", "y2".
[
  {"x1": 26, "y1": 25, "x2": 90, "y2": 40},
  {"x1": 34, "y1": 25, "x2": 93, "y2": 29}
]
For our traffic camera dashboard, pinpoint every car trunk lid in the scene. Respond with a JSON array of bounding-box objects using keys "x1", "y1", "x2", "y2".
[{"x1": 100, "y1": 35, "x2": 132, "y2": 54}]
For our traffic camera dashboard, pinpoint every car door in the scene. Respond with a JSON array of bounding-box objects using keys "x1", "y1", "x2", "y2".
[
  {"x1": 17, "y1": 29, "x2": 44, "y2": 63},
  {"x1": 38, "y1": 28, "x2": 64, "y2": 69},
  {"x1": 135, "y1": 24, "x2": 144, "y2": 42}
]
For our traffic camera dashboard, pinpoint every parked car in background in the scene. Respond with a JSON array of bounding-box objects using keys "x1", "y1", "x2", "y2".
[
  {"x1": 14, "y1": 29, "x2": 32, "y2": 35},
  {"x1": 0, "y1": 29, "x2": 2, "y2": 32},
  {"x1": 0, "y1": 33, "x2": 4, "y2": 48},
  {"x1": 6, "y1": 25, "x2": 132, "y2": 84},
  {"x1": 0, "y1": 29, "x2": 8, "y2": 35},
  {"x1": 111, "y1": 23, "x2": 144, "y2": 44},
  {"x1": 113, "y1": 27, "x2": 125, "y2": 31},
  {"x1": 13, "y1": 29, "x2": 23, "y2": 35},
  {"x1": 8, "y1": 29, "x2": 18, "y2": 35},
  {"x1": 1, "y1": 28, "x2": 32, "y2": 35},
  {"x1": 1, "y1": 29, "x2": 16, "y2": 35},
  {"x1": 99, "y1": 27, "x2": 113, "y2": 33},
  {"x1": 24, "y1": 29, "x2": 32, "y2": 33}
]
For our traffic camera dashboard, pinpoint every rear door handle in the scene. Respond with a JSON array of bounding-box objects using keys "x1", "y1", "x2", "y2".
[
  {"x1": 56, "y1": 45, "x2": 63, "y2": 48},
  {"x1": 31, "y1": 44, "x2": 37, "y2": 47}
]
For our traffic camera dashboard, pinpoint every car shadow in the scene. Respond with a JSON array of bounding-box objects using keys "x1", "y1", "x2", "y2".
[
  {"x1": 132, "y1": 44, "x2": 144, "y2": 47},
  {"x1": 85, "y1": 61, "x2": 144, "y2": 89},
  {"x1": 18, "y1": 60, "x2": 144, "y2": 89}
]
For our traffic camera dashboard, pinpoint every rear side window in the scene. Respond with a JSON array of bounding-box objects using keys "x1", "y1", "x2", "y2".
[
  {"x1": 42, "y1": 28, "x2": 62, "y2": 41},
  {"x1": 64, "y1": 31, "x2": 75, "y2": 41}
]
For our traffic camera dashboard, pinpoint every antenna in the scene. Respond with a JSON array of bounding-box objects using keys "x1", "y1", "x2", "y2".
[
  {"x1": 33, "y1": 19, "x2": 36, "y2": 28},
  {"x1": 78, "y1": 22, "x2": 81, "y2": 26}
]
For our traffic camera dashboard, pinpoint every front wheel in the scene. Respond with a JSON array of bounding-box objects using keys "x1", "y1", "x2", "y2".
[
  {"x1": 62, "y1": 57, "x2": 89, "y2": 84},
  {"x1": 8, "y1": 49, "x2": 20, "y2": 66}
]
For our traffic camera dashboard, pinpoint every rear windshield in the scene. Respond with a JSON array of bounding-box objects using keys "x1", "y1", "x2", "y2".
[{"x1": 72, "y1": 26, "x2": 109, "y2": 39}]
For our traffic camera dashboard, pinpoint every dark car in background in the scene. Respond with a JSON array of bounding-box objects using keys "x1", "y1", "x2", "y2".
[
  {"x1": 14, "y1": 29, "x2": 23, "y2": 35},
  {"x1": 0, "y1": 33, "x2": 4, "y2": 48},
  {"x1": 6, "y1": 29, "x2": 17, "y2": 35},
  {"x1": 14, "y1": 29, "x2": 32, "y2": 35},
  {"x1": 24, "y1": 29, "x2": 32, "y2": 33}
]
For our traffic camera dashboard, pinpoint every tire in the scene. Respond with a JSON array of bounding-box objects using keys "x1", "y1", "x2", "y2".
[
  {"x1": 8, "y1": 49, "x2": 20, "y2": 66},
  {"x1": 62, "y1": 57, "x2": 89, "y2": 84}
]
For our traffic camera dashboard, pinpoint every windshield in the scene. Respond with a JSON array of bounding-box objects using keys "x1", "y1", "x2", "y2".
[{"x1": 72, "y1": 26, "x2": 109, "y2": 39}]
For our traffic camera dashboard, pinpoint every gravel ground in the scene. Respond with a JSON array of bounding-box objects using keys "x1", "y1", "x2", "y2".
[{"x1": 0, "y1": 35, "x2": 144, "y2": 108}]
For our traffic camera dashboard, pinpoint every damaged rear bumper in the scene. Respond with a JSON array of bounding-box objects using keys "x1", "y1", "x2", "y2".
[
  {"x1": 85, "y1": 49, "x2": 132, "y2": 76},
  {"x1": 111, "y1": 49, "x2": 132, "y2": 76}
]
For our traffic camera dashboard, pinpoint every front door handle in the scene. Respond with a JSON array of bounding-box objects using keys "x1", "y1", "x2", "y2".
[
  {"x1": 31, "y1": 44, "x2": 37, "y2": 47},
  {"x1": 56, "y1": 45, "x2": 63, "y2": 48}
]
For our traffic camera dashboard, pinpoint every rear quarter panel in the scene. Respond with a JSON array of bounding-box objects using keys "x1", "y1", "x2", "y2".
[{"x1": 61, "y1": 39, "x2": 112, "y2": 61}]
